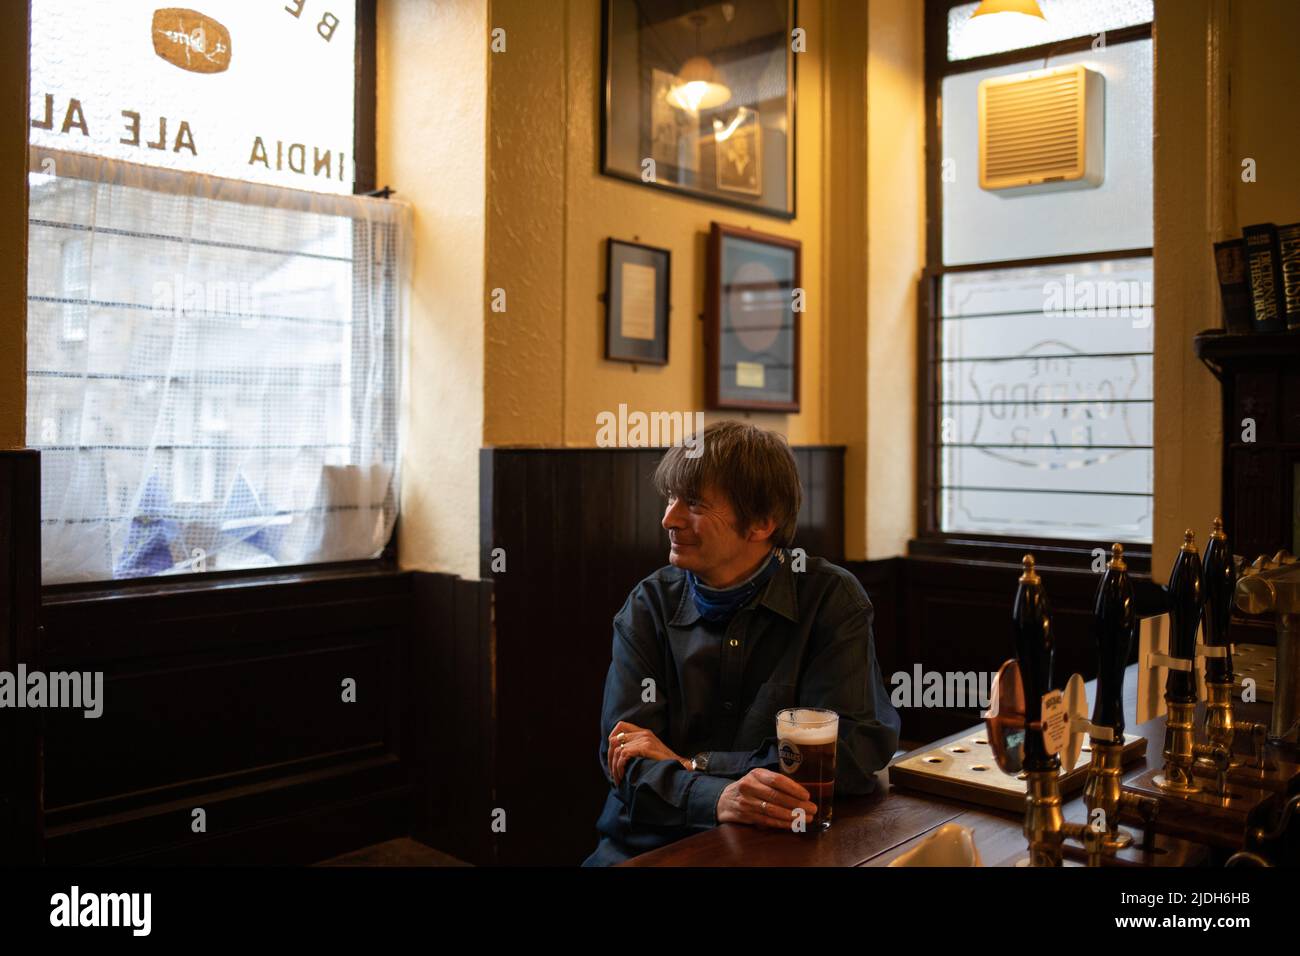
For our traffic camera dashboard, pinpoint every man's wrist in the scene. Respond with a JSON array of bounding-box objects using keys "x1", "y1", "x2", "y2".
[
  {"x1": 687, "y1": 751, "x2": 711, "y2": 773},
  {"x1": 685, "y1": 772, "x2": 731, "y2": 827}
]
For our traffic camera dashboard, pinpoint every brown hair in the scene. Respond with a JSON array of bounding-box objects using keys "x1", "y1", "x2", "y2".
[{"x1": 653, "y1": 420, "x2": 802, "y2": 547}]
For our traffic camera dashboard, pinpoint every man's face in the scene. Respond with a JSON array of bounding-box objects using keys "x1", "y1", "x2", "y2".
[{"x1": 661, "y1": 482, "x2": 758, "y2": 583}]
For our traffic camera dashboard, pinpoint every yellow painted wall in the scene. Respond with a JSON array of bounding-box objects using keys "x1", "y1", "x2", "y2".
[
  {"x1": 378, "y1": 0, "x2": 487, "y2": 579},
  {"x1": 1228, "y1": 0, "x2": 1300, "y2": 230},
  {"x1": 0, "y1": 2, "x2": 29, "y2": 449},
  {"x1": 864, "y1": 0, "x2": 924, "y2": 560},
  {"x1": 824, "y1": 0, "x2": 871, "y2": 560},
  {"x1": 484, "y1": 0, "x2": 831, "y2": 450}
]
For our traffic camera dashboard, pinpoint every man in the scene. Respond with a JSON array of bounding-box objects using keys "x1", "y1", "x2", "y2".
[{"x1": 582, "y1": 421, "x2": 901, "y2": 866}]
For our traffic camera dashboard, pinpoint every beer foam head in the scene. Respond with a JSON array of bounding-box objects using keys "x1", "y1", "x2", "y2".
[{"x1": 777, "y1": 709, "x2": 838, "y2": 745}]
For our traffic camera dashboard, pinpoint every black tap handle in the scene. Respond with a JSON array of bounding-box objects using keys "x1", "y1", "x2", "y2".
[
  {"x1": 1091, "y1": 544, "x2": 1136, "y2": 739},
  {"x1": 1166, "y1": 529, "x2": 1202, "y2": 704},
  {"x1": 1202, "y1": 517, "x2": 1236, "y2": 685},
  {"x1": 1012, "y1": 555, "x2": 1057, "y2": 771}
]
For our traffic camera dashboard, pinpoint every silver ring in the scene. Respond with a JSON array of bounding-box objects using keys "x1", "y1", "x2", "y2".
[
  {"x1": 761, "y1": 800, "x2": 768, "y2": 813},
  {"x1": 617, "y1": 732, "x2": 626, "y2": 742}
]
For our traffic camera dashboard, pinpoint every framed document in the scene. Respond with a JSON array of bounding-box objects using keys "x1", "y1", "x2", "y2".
[
  {"x1": 705, "y1": 222, "x2": 800, "y2": 411},
  {"x1": 605, "y1": 239, "x2": 670, "y2": 365}
]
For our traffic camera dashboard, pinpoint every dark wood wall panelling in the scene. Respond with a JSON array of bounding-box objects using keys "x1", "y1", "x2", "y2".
[
  {"x1": 39, "y1": 567, "x2": 420, "y2": 863},
  {"x1": 33, "y1": 565, "x2": 487, "y2": 866},
  {"x1": 480, "y1": 445, "x2": 845, "y2": 865},
  {"x1": 409, "y1": 572, "x2": 494, "y2": 865},
  {"x1": 0, "y1": 451, "x2": 43, "y2": 864}
]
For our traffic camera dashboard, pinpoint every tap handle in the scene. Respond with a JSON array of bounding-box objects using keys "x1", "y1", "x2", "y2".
[
  {"x1": 1202, "y1": 517, "x2": 1236, "y2": 684},
  {"x1": 1166, "y1": 530, "x2": 1202, "y2": 704},
  {"x1": 1091, "y1": 544, "x2": 1135, "y2": 738},
  {"x1": 1012, "y1": 555, "x2": 1057, "y2": 771}
]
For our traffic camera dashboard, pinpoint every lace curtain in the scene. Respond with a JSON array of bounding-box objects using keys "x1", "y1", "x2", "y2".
[{"x1": 27, "y1": 147, "x2": 410, "y2": 584}]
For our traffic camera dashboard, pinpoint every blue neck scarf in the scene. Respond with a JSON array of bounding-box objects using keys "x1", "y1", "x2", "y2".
[{"x1": 686, "y1": 548, "x2": 784, "y2": 624}]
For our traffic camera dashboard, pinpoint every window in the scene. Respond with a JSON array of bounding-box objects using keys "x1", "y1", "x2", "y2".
[
  {"x1": 924, "y1": 0, "x2": 1154, "y2": 547},
  {"x1": 26, "y1": 1, "x2": 405, "y2": 585}
]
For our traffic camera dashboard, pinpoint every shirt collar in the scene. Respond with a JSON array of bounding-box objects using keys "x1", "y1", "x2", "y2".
[{"x1": 669, "y1": 548, "x2": 799, "y2": 627}]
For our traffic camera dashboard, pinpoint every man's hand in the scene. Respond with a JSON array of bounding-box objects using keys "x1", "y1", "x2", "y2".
[
  {"x1": 716, "y1": 769, "x2": 817, "y2": 829},
  {"x1": 608, "y1": 721, "x2": 689, "y2": 786}
]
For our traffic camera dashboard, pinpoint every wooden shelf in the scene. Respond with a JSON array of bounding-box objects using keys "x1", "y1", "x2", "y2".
[{"x1": 1194, "y1": 328, "x2": 1300, "y2": 380}]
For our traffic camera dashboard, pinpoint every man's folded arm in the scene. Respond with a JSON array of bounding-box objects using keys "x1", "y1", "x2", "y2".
[{"x1": 596, "y1": 588, "x2": 729, "y2": 829}]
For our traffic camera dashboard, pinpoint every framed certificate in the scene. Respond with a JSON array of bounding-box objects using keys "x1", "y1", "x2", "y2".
[
  {"x1": 604, "y1": 238, "x2": 670, "y2": 365},
  {"x1": 705, "y1": 222, "x2": 801, "y2": 411}
]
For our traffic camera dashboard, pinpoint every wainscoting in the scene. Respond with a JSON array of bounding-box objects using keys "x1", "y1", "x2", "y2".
[
  {"x1": 40, "y1": 567, "x2": 417, "y2": 864},
  {"x1": 0, "y1": 450, "x2": 42, "y2": 865}
]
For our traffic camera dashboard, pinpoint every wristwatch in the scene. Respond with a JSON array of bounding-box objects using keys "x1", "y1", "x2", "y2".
[{"x1": 689, "y1": 752, "x2": 711, "y2": 772}]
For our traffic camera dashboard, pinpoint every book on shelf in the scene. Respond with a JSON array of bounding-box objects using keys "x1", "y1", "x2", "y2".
[
  {"x1": 1278, "y1": 221, "x2": 1300, "y2": 331},
  {"x1": 1243, "y1": 222, "x2": 1286, "y2": 332},
  {"x1": 1213, "y1": 238, "x2": 1253, "y2": 333}
]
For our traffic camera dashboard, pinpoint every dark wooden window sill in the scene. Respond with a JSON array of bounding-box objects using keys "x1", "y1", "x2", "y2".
[
  {"x1": 40, "y1": 558, "x2": 405, "y2": 607},
  {"x1": 907, "y1": 533, "x2": 1152, "y2": 576}
]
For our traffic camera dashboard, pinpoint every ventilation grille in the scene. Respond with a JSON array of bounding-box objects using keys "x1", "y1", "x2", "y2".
[{"x1": 979, "y1": 64, "x2": 1102, "y2": 192}]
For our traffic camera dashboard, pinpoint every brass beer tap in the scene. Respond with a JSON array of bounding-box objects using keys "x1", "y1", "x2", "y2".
[
  {"x1": 1201, "y1": 518, "x2": 1269, "y2": 771},
  {"x1": 1082, "y1": 544, "x2": 1157, "y2": 864},
  {"x1": 1010, "y1": 555, "x2": 1090, "y2": 865},
  {"x1": 1154, "y1": 530, "x2": 1232, "y2": 795}
]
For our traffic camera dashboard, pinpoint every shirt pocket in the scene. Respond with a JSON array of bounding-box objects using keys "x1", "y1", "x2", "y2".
[{"x1": 737, "y1": 680, "x2": 798, "y2": 744}]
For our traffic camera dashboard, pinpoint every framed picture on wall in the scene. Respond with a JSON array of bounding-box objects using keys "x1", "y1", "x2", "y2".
[
  {"x1": 604, "y1": 238, "x2": 671, "y2": 364},
  {"x1": 600, "y1": 0, "x2": 796, "y2": 219},
  {"x1": 705, "y1": 222, "x2": 800, "y2": 411}
]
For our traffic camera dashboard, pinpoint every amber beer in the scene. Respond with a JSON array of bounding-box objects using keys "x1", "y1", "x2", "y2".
[{"x1": 775, "y1": 708, "x2": 839, "y2": 830}]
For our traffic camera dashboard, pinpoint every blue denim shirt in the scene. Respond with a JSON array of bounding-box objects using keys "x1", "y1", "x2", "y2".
[{"x1": 582, "y1": 550, "x2": 901, "y2": 866}]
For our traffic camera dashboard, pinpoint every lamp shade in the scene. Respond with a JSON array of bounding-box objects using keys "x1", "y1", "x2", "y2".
[
  {"x1": 668, "y1": 56, "x2": 732, "y2": 112},
  {"x1": 971, "y1": 0, "x2": 1046, "y2": 18}
]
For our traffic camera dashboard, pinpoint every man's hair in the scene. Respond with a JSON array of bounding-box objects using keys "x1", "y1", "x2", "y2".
[{"x1": 653, "y1": 420, "x2": 802, "y2": 547}]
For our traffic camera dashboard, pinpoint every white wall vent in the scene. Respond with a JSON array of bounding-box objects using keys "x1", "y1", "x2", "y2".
[{"x1": 978, "y1": 64, "x2": 1104, "y2": 194}]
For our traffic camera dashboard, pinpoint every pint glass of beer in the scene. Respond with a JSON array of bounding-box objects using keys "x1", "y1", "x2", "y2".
[{"x1": 775, "y1": 708, "x2": 838, "y2": 831}]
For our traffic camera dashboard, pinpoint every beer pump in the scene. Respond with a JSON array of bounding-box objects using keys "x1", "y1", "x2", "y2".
[
  {"x1": 1081, "y1": 544, "x2": 1158, "y2": 863},
  {"x1": 1008, "y1": 555, "x2": 1086, "y2": 866},
  {"x1": 1153, "y1": 530, "x2": 1231, "y2": 795},
  {"x1": 1201, "y1": 519, "x2": 1270, "y2": 774}
]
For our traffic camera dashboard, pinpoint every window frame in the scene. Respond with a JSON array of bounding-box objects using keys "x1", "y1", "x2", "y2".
[
  {"x1": 34, "y1": 0, "x2": 394, "y2": 597},
  {"x1": 914, "y1": 0, "x2": 1154, "y2": 573}
]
